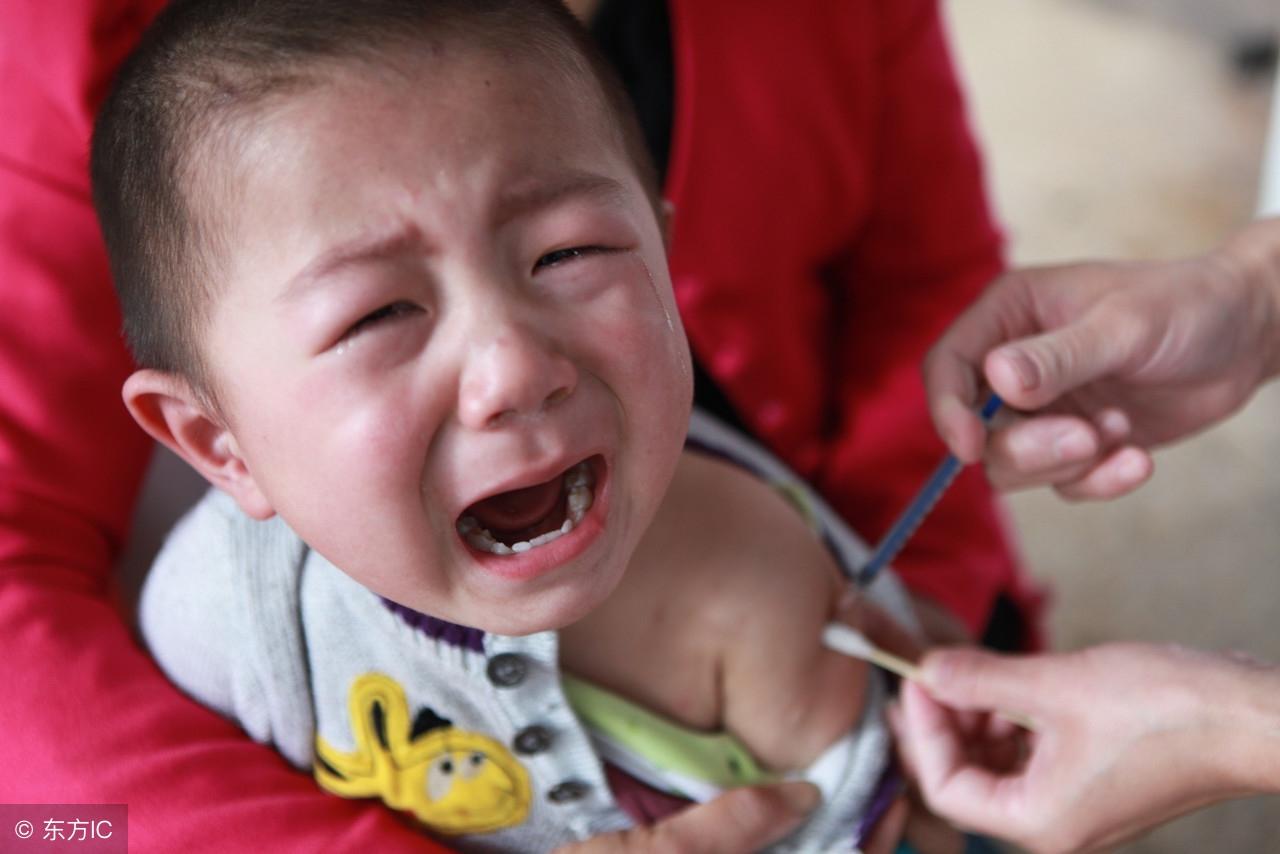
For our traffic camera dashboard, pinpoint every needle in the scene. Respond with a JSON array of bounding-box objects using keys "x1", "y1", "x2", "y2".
[{"x1": 856, "y1": 393, "x2": 1003, "y2": 586}]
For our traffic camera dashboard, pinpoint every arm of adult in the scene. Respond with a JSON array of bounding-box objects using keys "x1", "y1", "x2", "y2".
[
  {"x1": 559, "y1": 781, "x2": 911, "y2": 854},
  {"x1": 890, "y1": 644, "x2": 1280, "y2": 853},
  {"x1": 557, "y1": 783, "x2": 818, "y2": 854},
  {"x1": 925, "y1": 218, "x2": 1280, "y2": 499},
  {"x1": 819, "y1": 0, "x2": 1039, "y2": 645},
  {"x1": 0, "y1": 3, "x2": 445, "y2": 849}
]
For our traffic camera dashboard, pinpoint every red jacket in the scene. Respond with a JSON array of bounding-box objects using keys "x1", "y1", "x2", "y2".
[
  {"x1": 666, "y1": 2, "x2": 1040, "y2": 638},
  {"x1": 0, "y1": 1, "x2": 1035, "y2": 849}
]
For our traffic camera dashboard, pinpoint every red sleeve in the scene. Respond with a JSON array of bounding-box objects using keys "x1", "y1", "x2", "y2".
[
  {"x1": 0, "y1": 4, "x2": 446, "y2": 848},
  {"x1": 815, "y1": 0, "x2": 1042, "y2": 644}
]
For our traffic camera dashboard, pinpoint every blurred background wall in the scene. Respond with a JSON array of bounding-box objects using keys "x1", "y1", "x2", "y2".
[{"x1": 945, "y1": 1, "x2": 1278, "y2": 850}]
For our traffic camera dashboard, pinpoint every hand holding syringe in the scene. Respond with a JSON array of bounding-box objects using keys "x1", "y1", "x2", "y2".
[{"x1": 822, "y1": 393, "x2": 1036, "y2": 730}]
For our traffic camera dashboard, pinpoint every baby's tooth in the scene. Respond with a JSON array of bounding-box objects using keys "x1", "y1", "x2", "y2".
[
  {"x1": 492, "y1": 542, "x2": 514, "y2": 555},
  {"x1": 560, "y1": 518, "x2": 574, "y2": 534},
  {"x1": 457, "y1": 515, "x2": 478, "y2": 534},
  {"x1": 512, "y1": 541, "x2": 532, "y2": 553},
  {"x1": 565, "y1": 462, "x2": 592, "y2": 489},
  {"x1": 567, "y1": 485, "x2": 593, "y2": 521},
  {"x1": 465, "y1": 529, "x2": 495, "y2": 548},
  {"x1": 531, "y1": 529, "x2": 562, "y2": 547}
]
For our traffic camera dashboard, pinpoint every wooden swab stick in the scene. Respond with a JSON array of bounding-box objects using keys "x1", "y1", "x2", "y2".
[{"x1": 822, "y1": 622, "x2": 1038, "y2": 732}]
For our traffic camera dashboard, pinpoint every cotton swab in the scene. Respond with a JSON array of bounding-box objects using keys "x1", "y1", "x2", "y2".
[
  {"x1": 822, "y1": 622, "x2": 923, "y2": 682},
  {"x1": 822, "y1": 622, "x2": 1038, "y2": 732}
]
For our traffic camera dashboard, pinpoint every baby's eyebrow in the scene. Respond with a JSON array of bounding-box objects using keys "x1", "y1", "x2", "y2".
[
  {"x1": 278, "y1": 173, "x2": 629, "y2": 304},
  {"x1": 491, "y1": 172, "x2": 628, "y2": 227},
  {"x1": 279, "y1": 227, "x2": 420, "y2": 304}
]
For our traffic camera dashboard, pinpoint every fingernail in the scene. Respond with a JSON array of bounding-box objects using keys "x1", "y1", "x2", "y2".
[
  {"x1": 918, "y1": 651, "x2": 949, "y2": 691},
  {"x1": 940, "y1": 397, "x2": 983, "y2": 461},
  {"x1": 776, "y1": 781, "x2": 822, "y2": 813},
  {"x1": 1095, "y1": 408, "x2": 1131, "y2": 441},
  {"x1": 1117, "y1": 449, "x2": 1149, "y2": 482},
  {"x1": 1052, "y1": 428, "x2": 1095, "y2": 462},
  {"x1": 998, "y1": 347, "x2": 1040, "y2": 391}
]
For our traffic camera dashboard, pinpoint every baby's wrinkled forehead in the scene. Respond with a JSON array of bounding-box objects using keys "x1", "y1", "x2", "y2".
[
  {"x1": 214, "y1": 50, "x2": 624, "y2": 227},
  {"x1": 203, "y1": 42, "x2": 632, "y2": 231}
]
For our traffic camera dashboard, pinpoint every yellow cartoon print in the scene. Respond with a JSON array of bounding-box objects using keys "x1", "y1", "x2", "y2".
[{"x1": 315, "y1": 672, "x2": 531, "y2": 835}]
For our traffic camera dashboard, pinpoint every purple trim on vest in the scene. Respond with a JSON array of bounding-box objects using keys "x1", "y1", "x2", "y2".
[
  {"x1": 853, "y1": 763, "x2": 904, "y2": 846},
  {"x1": 381, "y1": 598, "x2": 486, "y2": 653}
]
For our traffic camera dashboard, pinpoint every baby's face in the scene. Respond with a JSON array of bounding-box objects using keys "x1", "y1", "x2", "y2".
[{"x1": 203, "y1": 49, "x2": 692, "y2": 634}]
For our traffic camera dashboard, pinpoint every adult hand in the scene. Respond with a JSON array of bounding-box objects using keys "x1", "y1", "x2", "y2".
[
  {"x1": 552, "y1": 782, "x2": 817, "y2": 854},
  {"x1": 924, "y1": 218, "x2": 1280, "y2": 499},
  {"x1": 554, "y1": 780, "x2": 908, "y2": 854},
  {"x1": 890, "y1": 643, "x2": 1280, "y2": 853}
]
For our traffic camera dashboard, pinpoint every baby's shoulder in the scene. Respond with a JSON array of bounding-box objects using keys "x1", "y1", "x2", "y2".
[
  {"x1": 640, "y1": 450, "x2": 873, "y2": 770},
  {"x1": 138, "y1": 487, "x2": 315, "y2": 768},
  {"x1": 645, "y1": 449, "x2": 843, "y2": 625},
  {"x1": 147, "y1": 487, "x2": 302, "y2": 587}
]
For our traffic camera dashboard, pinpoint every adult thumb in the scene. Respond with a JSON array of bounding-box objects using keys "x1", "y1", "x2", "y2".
[
  {"x1": 920, "y1": 648, "x2": 1047, "y2": 718},
  {"x1": 554, "y1": 782, "x2": 820, "y2": 853},
  {"x1": 985, "y1": 313, "x2": 1135, "y2": 410},
  {"x1": 648, "y1": 782, "x2": 819, "y2": 853}
]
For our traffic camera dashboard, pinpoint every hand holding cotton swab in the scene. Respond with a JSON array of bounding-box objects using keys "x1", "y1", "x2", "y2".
[{"x1": 822, "y1": 623, "x2": 1038, "y2": 731}]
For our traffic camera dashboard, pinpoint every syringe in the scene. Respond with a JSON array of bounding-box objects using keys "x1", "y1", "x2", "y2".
[{"x1": 855, "y1": 393, "x2": 1003, "y2": 586}]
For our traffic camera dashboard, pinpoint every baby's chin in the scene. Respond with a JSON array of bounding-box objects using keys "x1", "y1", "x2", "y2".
[
  {"x1": 388, "y1": 574, "x2": 622, "y2": 638},
  {"x1": 479, "y1": 582, "x2": 621, "y2": 637}
]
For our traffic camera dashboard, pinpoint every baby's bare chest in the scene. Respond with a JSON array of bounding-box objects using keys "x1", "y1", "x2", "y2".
[{"x1": 558, "y1": 573, "x2": 731, "y2": 731}]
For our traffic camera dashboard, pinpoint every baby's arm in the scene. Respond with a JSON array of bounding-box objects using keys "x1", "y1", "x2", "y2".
[
  {"x1": 621, "y1": 450, "x2": 873, "y2": 774},
  {"x1": 705, "y1": 461, "x2": 872, "y2": 773}
]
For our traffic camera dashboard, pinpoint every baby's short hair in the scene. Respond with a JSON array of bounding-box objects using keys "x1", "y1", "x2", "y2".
[{"x1": 91, "y1": 0, "x2": 657, "y2": 397}]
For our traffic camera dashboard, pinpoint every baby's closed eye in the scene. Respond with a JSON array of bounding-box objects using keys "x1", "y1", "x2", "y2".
[
  {"x1": 533, "y1": 245, "x2": 617, "y2": 271},
  {"x1": 342, "y1": 300, "x2": 425, "y2": 340}
]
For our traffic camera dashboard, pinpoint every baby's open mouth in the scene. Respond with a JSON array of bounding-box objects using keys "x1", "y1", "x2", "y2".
[{"x1": 456, "y1": 458, "x2": 596, "y2": 556}]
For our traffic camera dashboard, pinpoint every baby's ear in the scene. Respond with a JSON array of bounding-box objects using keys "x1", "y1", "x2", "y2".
[{"x1": 122, "y1": 369, "x2": 275, "y2": 520}]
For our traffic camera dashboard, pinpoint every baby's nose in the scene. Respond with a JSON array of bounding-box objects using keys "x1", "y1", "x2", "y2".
[{"x1": 457, "y1": 325, "x2": 577, "y2": 429}]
